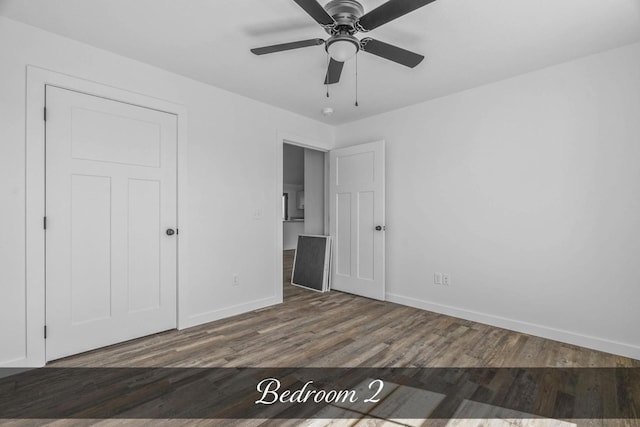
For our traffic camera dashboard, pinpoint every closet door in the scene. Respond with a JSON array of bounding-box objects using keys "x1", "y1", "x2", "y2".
[{"x1": 45, "y1": 86, "x2": 178, "y2": 360}]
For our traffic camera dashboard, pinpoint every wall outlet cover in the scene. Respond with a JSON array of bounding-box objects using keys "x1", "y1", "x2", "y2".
[{"x1": 434, "y1": 272, "x2": 442, "y2": 285}]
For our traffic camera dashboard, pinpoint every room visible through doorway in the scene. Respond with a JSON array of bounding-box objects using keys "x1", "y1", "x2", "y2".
[{"x1": 282, "y1": 142, "x2": 326, "y2": 297}]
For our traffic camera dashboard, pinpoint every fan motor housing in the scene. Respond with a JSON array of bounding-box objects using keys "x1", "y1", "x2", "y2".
[{"x1": 324, "y1": 0, "x2": 364, "y2": 28}]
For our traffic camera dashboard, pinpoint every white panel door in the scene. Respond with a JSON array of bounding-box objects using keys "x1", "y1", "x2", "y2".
[
  {"x1": 45, "y1": 86, "x2": 177, "y2": 361},
  {"x1": 330, "y1": 141, "x2": 385, "y2": 300}
]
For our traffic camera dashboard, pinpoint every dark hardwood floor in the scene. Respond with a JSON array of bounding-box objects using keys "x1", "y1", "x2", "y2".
[
  {"x1": 50, "y1": 250, "x2": 637, "y2": 369},
  {"x1": 1, "y1": 251, "x2": 637, "y2": 426}
]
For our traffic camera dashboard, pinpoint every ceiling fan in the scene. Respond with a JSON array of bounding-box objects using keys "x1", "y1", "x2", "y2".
[{"x1": 251, "y1": 0, "x2": 437, "y2": 85}]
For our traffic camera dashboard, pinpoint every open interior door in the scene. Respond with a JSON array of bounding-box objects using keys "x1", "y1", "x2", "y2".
[{"x1": 329, "y1": 140, "x2": 385, "y2": 300}]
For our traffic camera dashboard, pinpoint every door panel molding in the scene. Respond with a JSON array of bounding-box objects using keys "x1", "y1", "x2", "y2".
[
  {"x1": 330, "y1": 140, "x2": 386, "y2": 301},
  {"x1": 45, "y1": 86, "x2": 177, "y2": 360},
  {"x1": 19, "y1": 66, "x2": 188, "y2": 368}
]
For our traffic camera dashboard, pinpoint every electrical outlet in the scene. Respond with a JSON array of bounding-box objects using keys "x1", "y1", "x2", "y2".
[
  {"x1": 434, "y1": 272, "x2": 442, "y2": 285},
  {"x1": 232, "y1": 274, "x2": 240, "y2": 286},
  {"x1": 442, "y1": 273, "x2": 450, "y2": 286}
]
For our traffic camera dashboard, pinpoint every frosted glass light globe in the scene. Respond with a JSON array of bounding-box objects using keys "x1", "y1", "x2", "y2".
[{"x1": 327, "y1": 40, "x2": 358, "y2": 62}]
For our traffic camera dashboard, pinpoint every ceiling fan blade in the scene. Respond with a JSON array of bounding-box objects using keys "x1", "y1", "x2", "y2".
[
  {"x1": 251, "y1": 38, "x2": 325, "y2": 55},
  {"x1": 358, "y1": 0, "x2": 437, "y2": 31},
  {"x1": 324, "y1": 58, "x2": 344, "y2": 84},
  {"x1": 292, "y1": 0, "x2": 336, "y2": 27},
  {"x1": 360, "y1": 38, "x2": 424, "y2": 68}
]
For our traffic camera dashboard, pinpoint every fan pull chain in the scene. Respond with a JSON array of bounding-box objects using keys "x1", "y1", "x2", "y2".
[
  {"x1": 326, "y1": 51, "x2": 330, "y2": 98},
  {"x1": 355, "y1": 52, "x2": 359, "y2": 107}
]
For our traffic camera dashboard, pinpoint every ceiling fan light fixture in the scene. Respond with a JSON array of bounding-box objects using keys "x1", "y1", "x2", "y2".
[
  {"x1": 252, "y1": 0, "x2": 433, "y2": 86},
  {"x1": 326, "y1": 36, "x2": 359, "y2": 62}
]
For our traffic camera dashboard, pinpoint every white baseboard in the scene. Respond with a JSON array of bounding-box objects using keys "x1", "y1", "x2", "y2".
[
  {"x1": 386, "y1": 292, "x2": 640, "y2": 361},
  {"x1": 181, "y1": 295, "x2": 282, "y2": 330}
]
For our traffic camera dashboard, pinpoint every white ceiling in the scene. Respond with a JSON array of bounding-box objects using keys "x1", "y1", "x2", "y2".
[{"x1": 2, "y1": 0, "x2": 639, "y2": 125}]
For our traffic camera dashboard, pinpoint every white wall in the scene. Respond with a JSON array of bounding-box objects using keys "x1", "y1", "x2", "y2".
[
  {"x1": 304, "y1": 148, "x2": 325, "y2": 235},
  {"x1": 283, "y1": 221, "x2": 305, "y2": 251},
  {"x1": 336, "y1": 42, "x2": 640, "y2": 360},
  {"x1": 283, "y1": 144, "x2": 304, "y2": 187},
  {"x1": 0, "y1": 16, "x2": 333, "y2": 366}
]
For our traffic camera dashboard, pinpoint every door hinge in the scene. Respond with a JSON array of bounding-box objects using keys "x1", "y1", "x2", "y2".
[
  {"x1": 44, "y1": 107, "x2": 47, "y2": 122},
  {"x1": 44, "y1": 325, "x2": 47, "y2": 339},
  {"x1": 43, "y1": 216, "x2": 47, "y2": 230}
]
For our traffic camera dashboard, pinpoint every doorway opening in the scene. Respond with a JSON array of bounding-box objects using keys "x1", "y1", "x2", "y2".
[{"x1": 282, "y1": 142, "x2": 327, "y2": 297}]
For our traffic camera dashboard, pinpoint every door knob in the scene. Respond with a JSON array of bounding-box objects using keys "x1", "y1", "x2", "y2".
[
  {"x1": 166, "y1": 228, "x2": 176, "y2": 236},
  {"x1": 375, "y1": 225, "x2": 384, "y2": 231}
]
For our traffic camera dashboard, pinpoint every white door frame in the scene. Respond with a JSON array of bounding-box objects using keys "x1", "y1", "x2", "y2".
[
  {"x1": 24, "y1": 66, "x2": 189, "y2": 367},
  {"x1": 275, "y1": 131, "x2": 332, "y2": 303}
]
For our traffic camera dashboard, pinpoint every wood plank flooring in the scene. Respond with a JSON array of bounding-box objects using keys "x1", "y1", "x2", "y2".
[
  {"x1": 1, "y1": 251, "x2": 638, "y2": 426},
  {"x1": 49, "y1": 251, "x2": 638, "y2": 369}
]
